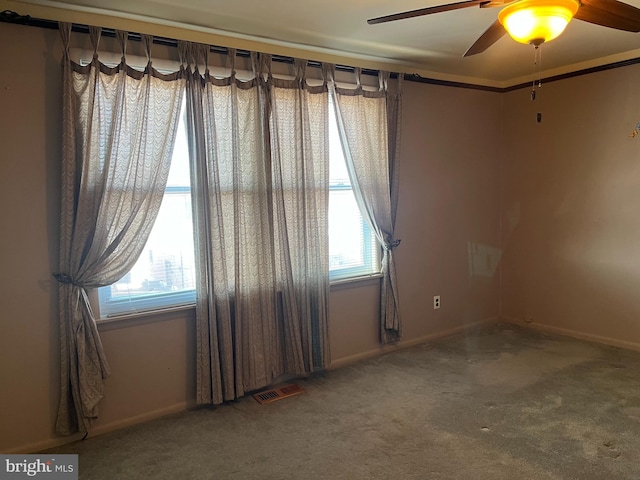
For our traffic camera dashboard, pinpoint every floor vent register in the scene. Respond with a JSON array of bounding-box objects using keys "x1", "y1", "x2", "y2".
[{"x1": 253, "y1": 384, "x2": 305, "y2": 404}]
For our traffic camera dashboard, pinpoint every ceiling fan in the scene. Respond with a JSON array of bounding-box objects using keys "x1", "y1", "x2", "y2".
[{"x1": 367, "y1": 0, "x2": 640, "y2": 56}]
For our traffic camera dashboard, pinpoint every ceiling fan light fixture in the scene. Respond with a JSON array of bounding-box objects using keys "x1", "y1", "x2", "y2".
[{"x1": 498, "y1": 0, "x2": 579, "y2": 46}]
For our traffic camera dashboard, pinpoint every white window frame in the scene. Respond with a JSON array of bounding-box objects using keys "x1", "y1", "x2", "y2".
[
  {"x1": 327, "y1": 98, "x2": 381, "y2": 283},
  {"x1": 328, "y1": 182, "x2": 380, "y2": 282},
  {"x1": 93, "y1": 73, "x2": 383, "y2": 318},
  {"x1": 97, "y1": 182, "x2": 197, "y2": 318}
]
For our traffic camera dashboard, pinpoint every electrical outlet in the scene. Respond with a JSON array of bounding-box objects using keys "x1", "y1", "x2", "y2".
[{"x1": 433, "y1": 295, "x2": 441, "y2": 309}]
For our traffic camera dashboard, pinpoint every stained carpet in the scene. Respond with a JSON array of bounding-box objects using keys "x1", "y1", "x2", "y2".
[{"x1": 46, "y1": 324, "x2": 640, "y2": 479}]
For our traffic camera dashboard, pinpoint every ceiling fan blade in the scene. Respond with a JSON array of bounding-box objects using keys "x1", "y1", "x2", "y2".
[
  {"x1": 463, "y1": 19, "x2": 507, "y2": 56},
  {"x1": 479, "y1": 0, "x2": 513, "y2": 8},
  {"x1": 575, "y1": 0, "x2": 640, "y2": 32},
  {"x1": 367, "y1": 0, "x2": 488, "y2": 25}
]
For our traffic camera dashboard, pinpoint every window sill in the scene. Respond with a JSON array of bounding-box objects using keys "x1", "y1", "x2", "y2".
[
  {"x1": 96, "y1": 303, "x2": 196, "y2": 331},
  {"x1": 330, "y1": 273, "x2": 383, "y2": 289}
]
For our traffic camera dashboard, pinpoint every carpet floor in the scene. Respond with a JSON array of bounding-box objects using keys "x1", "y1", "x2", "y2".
[{"x1": 46, "y1": 323, "x2": 640, "y2": 479}]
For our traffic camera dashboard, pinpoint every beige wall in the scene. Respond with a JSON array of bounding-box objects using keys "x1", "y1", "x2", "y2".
[
  {"x1": 501, "y1": 65, "x2": 640, "y2": 348},
  {"x1": 0, "y1": 23, "x2": 501, "y2": 453},
  {"x1": 395, "y1": 81, "x2": 502, "y2": 339}
]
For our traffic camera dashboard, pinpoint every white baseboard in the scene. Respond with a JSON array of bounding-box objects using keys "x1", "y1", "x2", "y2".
[
  {"x1": 9, "y1": 318, "x2": 504, "y2": 454},
  {"x1": 88, "y1": 401, "x2": 190, "y2": 438},
  {"x1": 5, "y1": 402, "x2": 190, "y2": 454},
  {"x1": 500, "y1": 316, "x2": 640, "y2": 352},
  {"x1": 3, "y1": 433, "x2": 86, "y2": 455},
  {"x1": 329, "y1": 316, "x2": 499, "y2": 370}
]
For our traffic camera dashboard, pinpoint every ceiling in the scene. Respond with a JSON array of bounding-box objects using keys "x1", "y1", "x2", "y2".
[{"x1": 9, "y1": 0, "x2": 640, "y2": 87}]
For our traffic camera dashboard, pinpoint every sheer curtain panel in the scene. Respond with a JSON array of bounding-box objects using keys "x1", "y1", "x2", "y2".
[
  {"x1": 330, "y1": 68, "x2": 404, "y2": 344},
  {"x1": 183, "y1": 45, "x2": 330, "y2": 405},
  {"x1": 55, "y1": 24, "x2": 184, "y2": 435},
  {"x1": 269, "y1": 59, "x2": 330, "y2": 374}
]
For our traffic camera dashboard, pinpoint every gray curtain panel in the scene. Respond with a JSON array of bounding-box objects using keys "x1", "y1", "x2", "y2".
[
  {"x1": 330, "y1": 67, "x2": 404, "y2": 344},
  {"x1": 183, "y1": 44, "x2": 330, "y2": 405},
  {"x1": 56, "y1": 24, "x2": 184, "y2": 435},
  {"x1": 269, "y1": 59, "x2": 331, "y2": 373}
]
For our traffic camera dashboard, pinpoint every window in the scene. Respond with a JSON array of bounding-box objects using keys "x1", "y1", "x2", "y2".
[
  {"x1": 98, "y1": 98, "x2": 379, "y2": 317},
  {"x1": 328, "y1": 106, "x2": 380, "y2": 281},
  {"x1": 98, "y1": 105, "x2": 197, "y2": 317}
]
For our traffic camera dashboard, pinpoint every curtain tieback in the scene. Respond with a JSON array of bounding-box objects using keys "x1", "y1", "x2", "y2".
[
  {"x1": 52, "y1": 272, "x2": 83, "y2": 288},
  {"x1": 383, "y1": 239, "x2": 402, "y2": 251}
]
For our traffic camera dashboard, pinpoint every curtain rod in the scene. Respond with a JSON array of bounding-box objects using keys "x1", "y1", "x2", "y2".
[{"x1": 0, "y1": 9, "x2": 505, "y2": 92}]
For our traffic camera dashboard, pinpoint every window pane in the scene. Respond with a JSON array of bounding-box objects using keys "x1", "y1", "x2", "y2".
[
  {"x1": 329, "y1": 188, "x2": 378, "y2": 280},
  {"x1": 328, "y1": 105, "x2": 379, "y2": 281},
  {"x1": 107, "y1": 192, "x2": 195, "y2": 297},
  {"x1": 98, "y1": 107, "x2": 196, "y2": 317}
]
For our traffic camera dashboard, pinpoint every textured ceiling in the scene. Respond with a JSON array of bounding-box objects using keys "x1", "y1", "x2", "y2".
[{"x1": 9, "y1": 0, "x2": 640, "y2": 87}]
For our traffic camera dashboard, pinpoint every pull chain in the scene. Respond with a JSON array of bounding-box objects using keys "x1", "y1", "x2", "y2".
[{"x1": 530, "y1": 45, "x2": 543, "y2": 123}]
